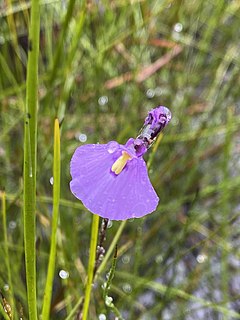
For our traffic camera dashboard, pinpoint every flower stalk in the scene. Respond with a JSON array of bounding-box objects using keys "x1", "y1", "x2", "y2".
[
  {"x1": 41, "y1": 119, "x2": 61, "y2": 319},
  {"x1": 82, "y1": 214, "x2": 100, "y2": 320}
]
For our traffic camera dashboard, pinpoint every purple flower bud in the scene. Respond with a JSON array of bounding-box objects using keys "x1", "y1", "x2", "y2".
[
  {"x1": 142, "y1": 106, "x2": 171, "y2": 138},
  {"x1": 145, "y1": 106, "x2": 171, "y2": 127},
  {"x1": 136, "y1": 106, "x2": 171, "y2": 150}
]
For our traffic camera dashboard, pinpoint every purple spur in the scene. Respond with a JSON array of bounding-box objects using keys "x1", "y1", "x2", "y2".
[{"x1": 70, "y1": 106, "x2": 171, "y2": 220}]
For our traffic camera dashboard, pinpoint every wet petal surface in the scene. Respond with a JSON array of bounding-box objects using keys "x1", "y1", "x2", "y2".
[{"x1": 70, "y1": 143, "x2": 159, "y2": 220}]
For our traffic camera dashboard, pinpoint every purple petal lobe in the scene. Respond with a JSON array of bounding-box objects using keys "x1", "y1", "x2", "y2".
[{"x1": 70, "y1": 143, "x2": 159, "y2": 220}]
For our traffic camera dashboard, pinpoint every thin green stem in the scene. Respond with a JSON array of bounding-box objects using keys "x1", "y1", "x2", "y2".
[
  {"x1": 82, "y1": 214, "x2": 100, "y2": 320},
  {"x1": 41, "y1": 119, "x2": 61, "y2": 320},
  {"x1": 65, "y1": 298, "x2": 83, "y2": 320},
  {"x1": 1, "y1": 192, "x2": 14, "y2": 317},
  {"x1": 116, "y1": 271, "x2": 240, "y2": 319},
  {"x1": 221, "y1": 108, "x2": 233, "y2": 317},
  {"x1": 23, "y1": 0, "x2": 40, "y2": 319},
  {"x1": 48, "y1": 0, "x2": 77, "y2": 84}
]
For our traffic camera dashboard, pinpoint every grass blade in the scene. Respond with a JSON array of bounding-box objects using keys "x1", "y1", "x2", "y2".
[
  {"x1": 1, "y1": 191, "x2": 14, "y2": 318},
  {"x1": 41, "y1": 119, "x2": 61, "y2": 319},
  {"x1": 23, "y1": 0, "x2": 40, "y2": 319}
]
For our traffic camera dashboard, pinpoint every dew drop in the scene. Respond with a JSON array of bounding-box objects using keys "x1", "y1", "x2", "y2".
[
  {"x1": 59, "y1": 269, "x2": 69, "y2": 279},
  {"x1": 174, "y1": 22, "x2": 183, "y2": 33},
  {"x1": 107, "y1": 141, "x2": 119, "y2": 153},
  {"x1": 146, "y1": 88, "x2": 155, "y2": 98},
  {"x1": 98, "y1": 96, "x2": 108, "y2": 106},
  {"x1": 155, "y1": 254, "x2": 163, "y2": 263},
  {"x1": 49, "y1": 176, "x2": 54, "y2": 185},
  {"x1": 122, "y1": 283, "x2": 132, "y2": 294},
  {"x1": 105, "y1": 295, "x2": 113, "y2": 306},
  {"x1": 122, "y1": 255, "x2": 130, "y2": 264},
  {"x1": 79, "y1": 133, "x2": 87, "y2": 142},
  {"x1": 196, "y1": 254, "x2": 207, "y2": 264},
  {"x1": 3, "y1": 284, "x2": 9, "y2": 291},
  {"x1": 9, "y1": 221, "x2": 17, "y2": 229},
  {"x1": 107, "y1": 220, "x2": 113, "y2": 228}
]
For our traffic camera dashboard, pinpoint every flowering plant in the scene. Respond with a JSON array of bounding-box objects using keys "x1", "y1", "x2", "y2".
[{"x1": 70, "y1": 106, "x2": 171, "y2": 220}]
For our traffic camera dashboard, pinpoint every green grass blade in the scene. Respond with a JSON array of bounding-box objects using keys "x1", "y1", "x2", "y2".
[
  {"x1": 65, "y1": 298, "x2": 83, "y2": 320},
  {"x1": 0, "y1": 303, "x2": 10, "y2": 320},
  {"x1": 41, "y1": 119, "x2": 61, "y2": 319},
  {"x1": 23, "y1": 0, "x2": 40, "y2": 319},
  {"x1": 1, "y1": 191, "x2": 14, "y2": 317},
  {"x1": 48, "y1": 0, "x2": 77, "y2": 84},
  {"x1": 117, "y1": 271, "x2": 240, "y2": 319}
]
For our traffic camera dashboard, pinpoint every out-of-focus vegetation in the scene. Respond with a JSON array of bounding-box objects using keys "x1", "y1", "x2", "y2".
[{"x1": 1, "y1": 0, "x2": 240, "y2": 319}]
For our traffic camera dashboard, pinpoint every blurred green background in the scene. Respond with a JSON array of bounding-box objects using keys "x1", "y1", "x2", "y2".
[{"x1": 1, "y1": 0, "x2": 240, "y2": 319}]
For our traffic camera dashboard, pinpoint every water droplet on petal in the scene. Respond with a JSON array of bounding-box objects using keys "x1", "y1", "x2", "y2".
[
  {"x1": 59, "y1": 269, "x2": 69, "y2": 279},
  {"x1": 107, "y1": 141, "x2": 119, "y2": 153}
]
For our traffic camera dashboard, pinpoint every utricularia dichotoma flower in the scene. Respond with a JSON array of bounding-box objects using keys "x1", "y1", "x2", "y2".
[{"x1": 70, "y1": 106, "x2": 171, "y2": 220}]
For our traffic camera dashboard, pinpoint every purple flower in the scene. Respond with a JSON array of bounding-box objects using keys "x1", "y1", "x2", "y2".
[{"x1": 70, "y1": 106, "x2": 171, "y2": 220}]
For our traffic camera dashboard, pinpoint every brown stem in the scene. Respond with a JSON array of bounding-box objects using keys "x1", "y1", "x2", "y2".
[{"x1": 76, "y1": 218, "x2": 109, "y2": 320}]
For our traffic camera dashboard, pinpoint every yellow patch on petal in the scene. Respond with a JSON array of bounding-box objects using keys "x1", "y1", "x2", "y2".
[{"x1": 111, "y1": 151, "x2": 132, "y2": 175}]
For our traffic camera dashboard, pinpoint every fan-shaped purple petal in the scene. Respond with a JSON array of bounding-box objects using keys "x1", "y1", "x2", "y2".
[{"x1": 70, "y1": 143, "x2": 159, "y2": 220}]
